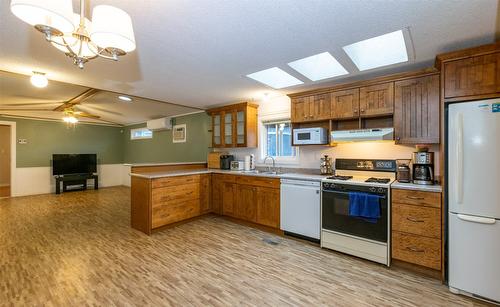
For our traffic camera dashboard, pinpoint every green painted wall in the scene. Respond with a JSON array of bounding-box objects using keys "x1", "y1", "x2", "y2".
[
  {"x1": 0, "y1": 111, "x2": 210, "y2": 167},
  {"x1": 122, "y1": 112, "x2": 210, "y2": 164},
  {"x1": 0, "y1": 116, "x2": 124, "y2": 167}
]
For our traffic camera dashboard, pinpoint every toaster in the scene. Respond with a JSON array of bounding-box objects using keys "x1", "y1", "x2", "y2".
[{"x1": 230, "y1": 161, "x2": 244, "y2": 171}]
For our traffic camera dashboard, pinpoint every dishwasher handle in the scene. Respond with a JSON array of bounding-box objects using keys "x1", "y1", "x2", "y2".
[{"x1": 280, "y1": 179, "x2": 321, "y2": 187}]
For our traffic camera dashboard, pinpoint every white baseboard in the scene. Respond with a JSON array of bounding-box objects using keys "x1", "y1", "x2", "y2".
[{"x1": 12, "y1": 164, "x2": 130, "y2": 197}]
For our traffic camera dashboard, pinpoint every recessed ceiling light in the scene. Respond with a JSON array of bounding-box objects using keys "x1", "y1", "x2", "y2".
[
  {"x1": 288, "y1": 52, "x2": 348, "y2": 81},
  {"x1": 343, "y1": 30, "x2": 408, "y2": 71},
  {"x1": 118, "y1": 95, "x2": 132, "y2": 102},
  {"x1": 30, "y1": 71, "x2": 48, "y2": 88},
  {"x1": 246, "y1": 67, "x2": 303, "y2": 89}
]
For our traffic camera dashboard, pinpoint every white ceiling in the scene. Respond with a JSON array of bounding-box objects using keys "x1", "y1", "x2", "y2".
[
  {"x1": 0, "y1": 0, "x2": 499, "y2": 110},
  {"x1": 0, "y1": 71, "x2": 200, "y2": 125}
]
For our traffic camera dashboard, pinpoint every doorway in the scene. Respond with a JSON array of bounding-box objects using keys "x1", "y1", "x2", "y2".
[{"x1": 0, "y1": 125, "x2": 11, "y2": 197}]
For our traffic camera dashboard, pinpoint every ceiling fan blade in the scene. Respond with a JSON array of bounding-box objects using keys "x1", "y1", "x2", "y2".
[
  {"x1": 76, "y1": 105, "x2": 124, "y2": 116},
  {"x1": 0, "y1": 102, "x2": 63, "y2": 107},
  {"x1": 76, "y1": 112, "x2": 101, "y2": 119},
  {"x1": 0, "y1": 108, "x2": 55, "y2": 111},
  {"x1": 53, "y1": 88, "x2": 100, "y2": 111}
]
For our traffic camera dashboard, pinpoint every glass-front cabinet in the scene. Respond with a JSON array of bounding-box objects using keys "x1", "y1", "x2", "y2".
[
  {"x1": 212, "y1": 114, "x2": 221, "y2": 146},
  {"x1": 207, "y1": 102, "x2": 258, "y2": 148}
]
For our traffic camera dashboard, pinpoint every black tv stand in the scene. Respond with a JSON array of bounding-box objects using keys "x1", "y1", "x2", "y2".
[{"x1": 55, "y1": 174, "x2": 98, "y2": 194}]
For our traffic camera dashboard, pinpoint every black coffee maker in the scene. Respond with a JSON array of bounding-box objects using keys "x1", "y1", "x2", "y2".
[
  {"x1": 412, "y1": 151, "x2": 434, "y2": 185},
  {"x1": 220, "y1": 155, "x2": 234, "y2": 170}
]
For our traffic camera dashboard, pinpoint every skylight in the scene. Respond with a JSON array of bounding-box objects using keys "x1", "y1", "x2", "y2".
[
  {"x1": 246, "y1": 67, "x2": 303, "y2": 89},
  {"x1": 343, "y1": 30, "x2": 408, "y2": 71},
  {"x1": 288, "y1": 52, "x2": 348, "y2": 81}
]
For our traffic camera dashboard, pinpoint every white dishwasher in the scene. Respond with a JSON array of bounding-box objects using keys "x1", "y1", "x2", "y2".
[{"x1": 280, "y1": 179, "x2": 321, "y2": 241}]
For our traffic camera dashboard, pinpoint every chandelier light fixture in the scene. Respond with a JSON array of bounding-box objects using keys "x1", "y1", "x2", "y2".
[{"x1": 10, "y1": 0, "x2": 136, "y2": 69}]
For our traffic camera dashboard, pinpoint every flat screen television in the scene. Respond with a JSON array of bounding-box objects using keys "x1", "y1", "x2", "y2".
[{"x1": 52, "y1": 154, "x2": 97, "y2": 176}]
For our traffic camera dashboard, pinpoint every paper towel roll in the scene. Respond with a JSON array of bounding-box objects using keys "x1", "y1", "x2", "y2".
[{"x1": 244, "y1": 155, "x2": 251, "y2": 171}]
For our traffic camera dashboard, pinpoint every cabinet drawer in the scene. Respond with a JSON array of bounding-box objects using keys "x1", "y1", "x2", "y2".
[
  {"x1": 213, "y1": 173, "x2": 237, "y2": 183},
  {"x1": 152, "y1": 175, "x2": 200, "y2": 189},
  {"x1": 392, "y1": 189, "x2": 440, "y2": 208},
  {"x1": 152, "y1": 199, "x2": 200, "y2": 228},
  {"x1": 392, "y1": 203, "x2": 440, "y2": 238},
  {"x1": 392, "y1": 232, "x2": 441, "y2": 270},
  {"x1": 236, "y1": 176, "x2": 280, "y2": 188},
  {"x1": 152, "y1": 183, "x2": 200, "y2": 206}
]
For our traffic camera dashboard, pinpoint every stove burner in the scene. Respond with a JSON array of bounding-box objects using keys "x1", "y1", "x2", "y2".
[
  {"x1": 327, "y1": 175, "x2": 353, "y2": 181},
  {"x1": 365, "y1": 177, "x2": 391, "y2": 184}
]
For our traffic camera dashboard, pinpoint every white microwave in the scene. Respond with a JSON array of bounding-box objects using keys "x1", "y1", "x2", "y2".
[{"x1": 293, "y1": 127, "x2": 328, "y2": 145}]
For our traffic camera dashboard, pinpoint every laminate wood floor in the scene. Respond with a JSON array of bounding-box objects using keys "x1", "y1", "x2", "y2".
[{"x1": 0, "y1": 187, "x2": 489, "y2": 306}]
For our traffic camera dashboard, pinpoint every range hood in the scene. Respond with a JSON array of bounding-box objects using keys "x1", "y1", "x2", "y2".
[{"x1": 330, "y1": 128, "x2": 394, "y2": 143}]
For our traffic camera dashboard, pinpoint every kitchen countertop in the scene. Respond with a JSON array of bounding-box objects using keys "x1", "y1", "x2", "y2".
[
  {"x1": 124, "y1": 162, "x2": 207, "y2": 167},
  {"x1": 391, "y1": 181, "x2": 442, "y2": 193},
  {"x1": 130, "y1": 168, "x2": 327, "y2": 182}
]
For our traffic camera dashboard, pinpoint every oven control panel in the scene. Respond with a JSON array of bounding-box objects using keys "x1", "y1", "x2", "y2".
[{"x1": 335, "y1": 159, "x2": 396, "y2": 172}]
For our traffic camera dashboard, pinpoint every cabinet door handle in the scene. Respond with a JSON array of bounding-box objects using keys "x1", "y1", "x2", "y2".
[
  {"x1": 407, "y1": 217, "x2": 425, "y2": 223},
  {"x1": 406, "y1": 196, "x2": 424, "y2": 200},
  {"x1": 361, "y1": 109, "x2": 365, "y2": 113},
  {"x1": 406, "y1": 246, "x2": 425, "y2": 253},
  {"x1": 354, "y1": 110, "x2": 358, "y2": 113}
]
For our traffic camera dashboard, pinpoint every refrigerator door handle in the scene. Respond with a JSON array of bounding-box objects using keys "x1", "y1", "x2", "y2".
[
  {"x1": 456, "y1": 113, "x2": 464, "y2": 204},
  {"x1": 457, "y1": 214, "x2": 496, "y2": 225}
]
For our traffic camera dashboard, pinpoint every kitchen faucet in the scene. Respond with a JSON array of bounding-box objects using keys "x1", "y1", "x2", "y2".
[{"x1": 263, "y1": 156, "x2": 276, "y2": 173}]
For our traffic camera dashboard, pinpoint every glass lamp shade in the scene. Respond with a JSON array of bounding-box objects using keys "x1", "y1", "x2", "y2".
[
  {"x1": 90, "y1": 5, "x2": 136, "y2": 53},
  {"x1": 10, "y1": 0, "x2": 74, "y2": 33},
  {"x1": 50, "y1": 14, "x2": 97, "y2": 57}
]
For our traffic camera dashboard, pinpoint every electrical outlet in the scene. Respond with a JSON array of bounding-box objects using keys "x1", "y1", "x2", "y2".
[{"x1": 18, "y1": 139, "x2": 28, "y2": 144}]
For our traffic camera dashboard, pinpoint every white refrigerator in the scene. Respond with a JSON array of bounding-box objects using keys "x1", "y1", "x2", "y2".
[{"x1": 448, "y1": 99, "x2": 500, "y2": 303}]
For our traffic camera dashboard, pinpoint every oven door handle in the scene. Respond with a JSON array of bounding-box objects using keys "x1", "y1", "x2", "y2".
[{"x1": 322, "y1": 189, "x2": 386, "y2": 199}]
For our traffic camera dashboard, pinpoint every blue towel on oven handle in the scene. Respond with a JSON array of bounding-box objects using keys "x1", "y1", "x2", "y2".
[{"x1": 348, "y1": 192, "x2": 381, "y2": 223}]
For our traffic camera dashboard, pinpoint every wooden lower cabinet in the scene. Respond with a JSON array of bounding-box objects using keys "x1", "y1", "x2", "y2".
[
  {"x1": 131, "y1": 174, "x2": 211, "y2": 235},
  {"x1": 236, "y1": 184, "x2": 258, "y2": 222},
  {"x1": 391, "y1": 188, "x2": 442, "y2": 274},
  {"x1": 213, "y1": 174, "x2": 280, "y2": 229},
  {"x1": 256, "y1": 187, "x2": 280, "y2": 228},
  {"x1": 131, "y1": 172, "x2": 282, "y2": 235},
  {"x1": 221, "y1": 181, "x2": 237, "y2": 217}
]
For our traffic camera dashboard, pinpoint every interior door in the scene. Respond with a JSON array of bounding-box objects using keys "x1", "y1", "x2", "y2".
[
  {"x1": 0, "y1": 125, "x2": 11, "y2": 197},
  {"x1": 448, "y1": 99, "x2": 500, "y2": 218}
]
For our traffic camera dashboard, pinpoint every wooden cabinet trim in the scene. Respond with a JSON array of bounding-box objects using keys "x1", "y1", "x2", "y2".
[{"x1": 288, "y1": 68, "x2": 439, "y2": 98}]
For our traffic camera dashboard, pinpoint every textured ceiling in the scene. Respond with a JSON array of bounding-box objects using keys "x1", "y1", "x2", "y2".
[
  {"x1": 0, "y1": 0, "x2": 499, "y2": 110},
  {"x1": 0, "y1": 71, "x2": 200, "y2": 126}
]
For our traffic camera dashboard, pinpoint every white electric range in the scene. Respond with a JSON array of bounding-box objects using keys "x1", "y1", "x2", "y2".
[{"x1": 321, "y1": 159, "x2": 396, "y2": 266}]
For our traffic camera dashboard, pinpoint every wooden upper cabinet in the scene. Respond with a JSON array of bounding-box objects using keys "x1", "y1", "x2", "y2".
[
  {"x1": 443, "y1": 52, "x2": 500, "y2": 99},
  {"x1": 311, "y1": 94, "x2": 331, "y2": 121},
  {"x1": 207, "y1": 102, "x2": 258, "y2": 148},
  {"x1": 291, "y1": 94, "x2": 331, "y2": 123},
  {"x1": 291, "y1": 96, "x2": 310, "y2": 122},
  {"x1": 331, "y1": 88, "x2": 360, "y2": 119},
  {"x1": 359, "y1": 82, "x2": 394, "y2": 117},
  {"x1": 394, "y1": 74, "x2": 440, "y2": 144}
]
